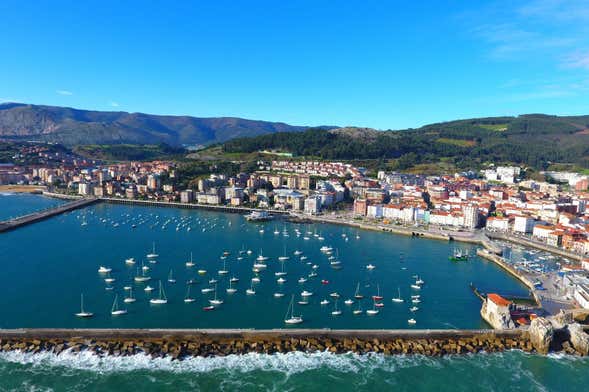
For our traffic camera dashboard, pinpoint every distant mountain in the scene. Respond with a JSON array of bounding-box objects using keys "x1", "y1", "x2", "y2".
[
  {"x1": 0, "y1": 103, "x2": 332, "y2": 146},
  {"x1": 223, "y1": 114, "x2": 589, "y2": 170}
]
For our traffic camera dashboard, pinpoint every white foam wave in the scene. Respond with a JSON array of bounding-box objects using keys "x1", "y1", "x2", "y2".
[
  {"x1": 0, "y1": 349, "x2": 440, "y2": 375},
  {"x1": 1, "y1": 348, "x2": 585, "y2": 376}
]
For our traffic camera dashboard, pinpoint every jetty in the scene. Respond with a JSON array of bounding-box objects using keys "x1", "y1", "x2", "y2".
[
  {"x1": 0, "y1": 198, "x2": 99, "y2": 233},
  {"x1": 0, "y1": 325, "x2": 587, "y2": 357}
]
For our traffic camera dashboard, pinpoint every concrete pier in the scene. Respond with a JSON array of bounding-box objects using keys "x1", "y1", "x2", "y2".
[{"x1": 0, "y1": 198, "x2": 99, "y2": 233}]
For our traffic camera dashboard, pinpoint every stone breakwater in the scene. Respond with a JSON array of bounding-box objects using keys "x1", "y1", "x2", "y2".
[{"x1": 0, "y1": 328, "x2": 582, "y2": 359}]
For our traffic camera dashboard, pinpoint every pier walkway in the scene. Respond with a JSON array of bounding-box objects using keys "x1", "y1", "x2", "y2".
[
  {"x1": 99, "y1": 197, "x2": 289, "y2": 215},
  {"x1": 0, "y1": 198, "x2": 99, "y2": 233}
]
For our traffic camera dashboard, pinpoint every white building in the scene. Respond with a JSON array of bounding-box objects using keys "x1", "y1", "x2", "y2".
[
  {"x1": 78, "y1": 182, "x2": 92, "y2": 196},
  {"x1": 513, "y1": 215, "x2": 535, "y2": 234},
  {"x1": 462, "y1": 204, "x2": 479, "y2": 229},
  {"x1": 486, "y1": 217, "x2": 510, "y2": 232},
  {"x1": 367, "y1": 204, "x2": 383, "y2": 218},
  {"x1": 304, "y1": 196, "x2": 321, "y2": 215}
]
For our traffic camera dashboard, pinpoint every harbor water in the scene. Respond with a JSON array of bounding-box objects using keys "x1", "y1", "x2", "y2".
[{"x1": 1, "y1": 194, "x2": 586, "y2": 391}]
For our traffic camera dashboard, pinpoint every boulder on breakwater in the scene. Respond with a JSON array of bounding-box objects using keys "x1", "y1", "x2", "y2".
[{"x1": 0, "y1": 328, "x2": 539, "y2": 359}]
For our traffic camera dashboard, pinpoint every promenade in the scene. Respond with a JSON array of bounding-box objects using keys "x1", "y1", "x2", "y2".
[{"x1": 0, "y1": 198, "x2": 99, "y2": 233}]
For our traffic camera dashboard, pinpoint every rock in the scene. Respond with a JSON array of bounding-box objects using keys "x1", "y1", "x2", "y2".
[
  {"x1": 529, "y1": 317, "x2": 554, "y2": 354},
  {"x1": 568, "y1": 323, "x2": 589, "y2": 356}
]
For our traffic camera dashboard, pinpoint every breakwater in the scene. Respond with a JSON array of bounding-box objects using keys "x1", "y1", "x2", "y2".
[
  {"x1": 0, "y1": 329, "x2": 534, "y2": 358},
  {"x1": 99, "y1": 197, "x2": 289, "y2": 215},
  {"x1": 0, "y1": 197, "x2": 99, "y2": 233}
]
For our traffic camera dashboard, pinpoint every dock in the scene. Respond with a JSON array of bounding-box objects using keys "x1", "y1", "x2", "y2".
[{"x1": 0, "y1": 198, "x2": 99, "y2": 233}]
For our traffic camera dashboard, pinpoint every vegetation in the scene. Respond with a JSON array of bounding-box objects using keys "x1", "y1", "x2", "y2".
[
  {"x1": 223, "y1": 114, "x2": 589, "y2": 170},
  {"x1": 73, "y1": 143, "x2": 186, "y2": 161}
]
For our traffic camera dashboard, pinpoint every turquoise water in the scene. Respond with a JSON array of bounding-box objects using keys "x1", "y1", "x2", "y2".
[
  {"x1": 0, "y1": 196, "x2": 529, "y2": 329},
  {"x1": 0, "y1": 350, "x2": 586, "y2": 391},
  {"x1": 0, "y1": 192, "x2": 64, "y2": 220},
  {"x1": 3, "y1": 194, "x2": 584, "y2": 392}
]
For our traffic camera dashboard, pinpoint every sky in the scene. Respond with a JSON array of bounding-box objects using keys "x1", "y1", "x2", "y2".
[{"x1": 1, "y1": 0, "x2": 589, "y2": 129}]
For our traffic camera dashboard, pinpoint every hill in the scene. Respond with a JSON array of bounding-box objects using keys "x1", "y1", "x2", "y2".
[
  {"x1": 222, "y1": 114, "x2": 589, "y2": 170},
  {"x1": 0, "y1": 103, "x2": 328, "y2": 146}
]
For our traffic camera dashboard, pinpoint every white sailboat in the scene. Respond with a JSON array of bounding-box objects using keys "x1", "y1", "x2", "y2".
[
  {"x1": 256, "y1": 249, "x2": 269, "y2": 262},
  {"x1": 284, "y1": 295, "x2": 303, "y2": 324},
  {"x1": 392, "y1": 287, "x2": 404, "y2": 303},
  {"x1": 146, "y1": 242, "x2": 158, "y2": 259},
  {"x1": 218, "y1": 259, "x2": 229, "y2": 275},
  {"x1": 408, "y1": 318, "x2": 417, "y2": 325},
  {"x1": 111, "y1": 294, "x2": 128, "y2": 315},
  {"x1": 209, "y1": 284, "x2": 223, "y2": 305},
  {"x1": 149, "y1": 281, "x2": 168, "y2": 304},
  {"x1": 353, "y1": 302, "x2": 363, "y2": 315},
  {"x1": 186, "y1": 252, "x2": 195, "y2": 268},
  {"x1": 134, "y1": 265, "x2": 151, "y2": 282},
  {"x1": 125, "y1": 257, "x2": 135, "y2": 265},
  {"x1": 184, "y1": 285, "x2": 196, "y2": 303},
  {"x1": 354, "y1": 282, "x2": 364, "y2": 299},
  {"x1": 275, "y1": 260, "x2": 287, "y2": 277},
  {"x1": 344, "y1": 298, "x2": 354, "y2": 305},
  {"x1": 226, "y1": 280, "x2": 237, "y2": 294},
  {"x1": 246, "y1": 281, "x2": 256, "y2": 295},
  {"x1": 124, "y1": 288, "x2": 136, "y2": 303},
  {"x1": 278, "y1": 246, "x2": 290, "y2": 261},
  {"x1": 167, "y1": 269, "x2": 176, "y2": 284},
  {"x1": 366, "y1": 301, "x2": 379, "y2": 315},
  {"x1": 104, "y1": 272, "x2": 116, "y2": 284},
  {"x1": 331, "y1": 300, "x2": 342, "y2": 316},
  {"x1": 274, "y1": 292, "x2": 285, "y2": 298},
  {"x1": 75, "y1": 294, "x2": 93, "y2": 318},
  {"x1": 98, "y1": 266, "x2": 112, "y2": 273}
]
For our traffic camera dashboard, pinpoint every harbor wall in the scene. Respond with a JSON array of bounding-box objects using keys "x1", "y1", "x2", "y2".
[
  {"x1": 0, "y1": 328, "x2": 536, "y2": 358},
  {"x1": 476, "y1": 249, "x2": 541, "y2": 306},
  {"x1": 99, "y1": 197, "x2": 289, "y2": 215},
  {"x1": 486, "y1": 231, "x2": 584, "y2": 262}
]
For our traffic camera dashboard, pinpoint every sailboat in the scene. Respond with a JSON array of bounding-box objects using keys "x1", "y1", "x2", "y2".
[
  {"x1": 184, "y1": 285, "x2": 196, "y2": 303},
  {"x1": 331, "y1": 300, "x2": 342, "y2": 316},
  {"x1": 75, "y1": 294, "x2": 93, "y2": 318},
  {"x1": 218, "y1": 259, "x2": 229, "y2": 275},
  {"x1": 149, "y1": 281, "x2": 168, "y2": 304},
  {"x1": 354, "y1": 282, "x2": 364, "y2": 299},
  {"x1": 134, "y1": 265, "x2": 151, "y2": 282},
  {"x1": 111, "y1": 294, "x2": 128, "y2": 315},
  {"x1": 278, "y1": 245, "x2": 290, "y2": 261},
  {"x1": 124, "y1": 288, "x2": 136, "y2": 303},
  {"x1": 167, "y1": 269, "x2": 176, "y2": 284},
  {"x1": 186, "y1": 252, "x2": 195, "y2": 267},
  {"x1": 275, "y1": 260, "x2": 287, "y2": 277},
  {"x1": 284, "y1": 295, "x2": 303, "y2": 324},
  {"x1": 226, "y1": 280, "x2": 237, "y2": 294},
  {"x1": 392, "y1": 287, "x2": 404, "y2": 303},
  {"x1": 104, "y1": 272, "x2": 116, "y2": 284},
  {"x1": 256, "y1": 249, "x2": 268, "y2": 262},
  {"x1": 366, "y1": 301, "x2": 379, "y2": 315},
  {"x1": 98, "y1": 266, "x2": 112, "y2": 273},
  {"x1": 353, "y1": 301, "x2": 363, "y2": 315},
  {"x1": 408, "y1": 318, "x2": 417, "y2": 324},
  {"x1": 246, "y1": 281, "x2": 256, "y2": 295},
  {"x1": 147, "y1": 242, "x2": 158, "y2": 259},
  {"x1": 209, "y1": 284, "x2": 223, "y2": 305},
  {"x1": 344, "y1": 298, "x2": 354, "y2": 305},
  {"x1": 125, "y1": 257, "x2": 135, "y2": 265},
  {"x1": 372, "y1": 284, "x2": 383, "y2": 301}
]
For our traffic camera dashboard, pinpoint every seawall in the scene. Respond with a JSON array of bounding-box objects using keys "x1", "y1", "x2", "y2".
[
  {"x1": 0, "y1": 328, "x2": 534, "y2": 358},
  {"x1": 486, "y1": 231, "x2": 584, "y2": 262}
]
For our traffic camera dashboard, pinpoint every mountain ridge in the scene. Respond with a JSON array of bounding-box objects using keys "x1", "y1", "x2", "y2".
[{"x1": 0, "y1": 103, "x2": 334, "y2": 146}]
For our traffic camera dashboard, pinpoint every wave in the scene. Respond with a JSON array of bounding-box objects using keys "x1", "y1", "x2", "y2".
[{"x1": 1, "y1": 348, "x2": 586, "y2": 375}]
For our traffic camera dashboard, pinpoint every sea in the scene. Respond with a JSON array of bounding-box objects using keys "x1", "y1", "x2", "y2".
[{"x1": 0, "y1": 193, "x2": 587, "y2": 391}]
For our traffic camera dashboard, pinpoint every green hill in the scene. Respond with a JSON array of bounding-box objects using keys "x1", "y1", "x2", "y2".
[{"x1": 222, "y1": 115, "x2": 589, "y2": 170}]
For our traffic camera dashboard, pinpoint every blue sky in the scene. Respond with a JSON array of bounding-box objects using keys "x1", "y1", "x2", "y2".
[{"x1": 1, "y1": 0, "x2": 589, "y2": 129}]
